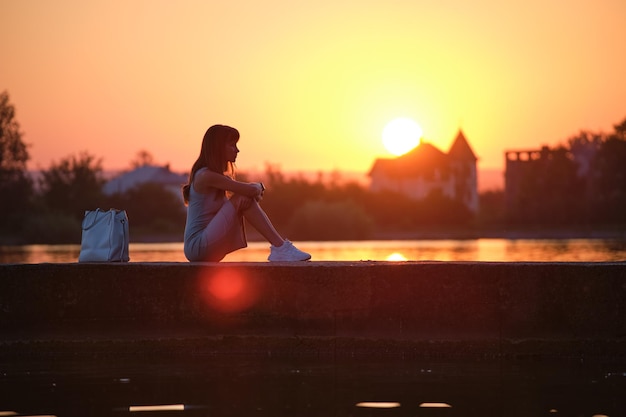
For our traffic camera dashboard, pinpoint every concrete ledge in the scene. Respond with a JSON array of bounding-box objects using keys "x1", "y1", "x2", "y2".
[
  {"x1": 3, "y1": 262, "x2": 626, "y2": 417},
  {"x1": 2, "y1": 262, "x2": 625, "y2": 344}
]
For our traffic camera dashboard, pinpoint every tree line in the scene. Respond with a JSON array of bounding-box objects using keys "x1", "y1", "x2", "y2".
[{"x1": 1, "y1": 90, "x2": 625, "y2": 244}]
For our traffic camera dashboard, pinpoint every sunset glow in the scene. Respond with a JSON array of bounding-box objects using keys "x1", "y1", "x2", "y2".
[{"x1": 1, "y1": 0, "x2": 625, "y2": 183}]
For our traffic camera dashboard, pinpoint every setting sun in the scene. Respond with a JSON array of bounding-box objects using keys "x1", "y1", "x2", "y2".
[{"x1": 382, "y1": 118, "x2": 423, "y2": 156}]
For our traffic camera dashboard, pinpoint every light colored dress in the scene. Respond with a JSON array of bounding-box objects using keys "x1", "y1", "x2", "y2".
[{"x1": 183, "y1": 168, "x2": 247, "y2": 262}]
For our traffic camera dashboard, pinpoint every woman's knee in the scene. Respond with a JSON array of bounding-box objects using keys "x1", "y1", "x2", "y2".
[{"x1": 230, "y1": 194, "x2": 255, "y2": 212}]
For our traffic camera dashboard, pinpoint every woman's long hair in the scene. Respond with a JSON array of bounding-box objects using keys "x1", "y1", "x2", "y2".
[{"x1": 182, "y1": 125, "x2": 239, "y2": 205}]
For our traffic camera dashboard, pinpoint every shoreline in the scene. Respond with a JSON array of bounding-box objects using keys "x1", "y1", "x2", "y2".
[
  {"x1": 2, "y1": 228, "x2": 626, "y2": 246},
  {"x1": 234, "y1": 225, "x2": 626, "y2": 243},
  {"x1": 91, "y1": 228, "x2": 626, "y2": 244}
]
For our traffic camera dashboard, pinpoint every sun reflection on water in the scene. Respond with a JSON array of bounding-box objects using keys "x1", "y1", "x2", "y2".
[
  {"x1": 385, "y1": 252, "x2": 408, "y2": 261},
  {"x1": 3, "y1": 238, "x2": 626, "y2": 263}
]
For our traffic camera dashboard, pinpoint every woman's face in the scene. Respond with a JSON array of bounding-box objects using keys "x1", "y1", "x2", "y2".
[{"x1": 225, "y1": 138, "x2": 239, "y2": 163}]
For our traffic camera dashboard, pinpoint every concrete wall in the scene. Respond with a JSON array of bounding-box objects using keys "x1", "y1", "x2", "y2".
[
  {"x1": 2, "y1": 262, "x2": 625, "y2": 345},
  {"x1": 3, "y1": 262, "x2": 626, "y2": 417}
]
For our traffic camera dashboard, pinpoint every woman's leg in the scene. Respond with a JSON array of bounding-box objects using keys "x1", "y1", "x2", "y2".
[
  {"x1": 231, "y1": 195, "x2": 310, "y2": 262},
  {"x1": 240, "y1": 199, "x2": 284, "y2": 247}
]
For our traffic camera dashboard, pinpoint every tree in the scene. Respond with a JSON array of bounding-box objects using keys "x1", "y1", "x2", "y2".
[
  {"x1": 104, "y1": 182, "x2": 186, "y2": 235},
  {"x1": 287, "y1": 200, "x2": 373, "y2": 240},
  {"x1": 261, "y1": 164, "x2": 327, "y2": 231},
  {"x1": 362, "y1": 189, "x2": 420, "y2": 230},
  {"x1": 591, "y1": 131, "x2": 626, "y2": 223},
  {"x1": 130, "y1": 150, "x2": 155, "y2": 168},
  {"x1": 39, "y1": 152, "x2": 106, "y2": 219},
  {"x1": 0, "y1": 91, "x2": 33, "y2": 233},
  {"x1": 564, "y1": 118, "x2": 626, "y2": 225},
  {"x1": 417, "y1": 189, "x2": 474, "y2": 226},
  {"x1": 614, "y1": 117, "x2": 626, "y2": 141},
  {"x1": 478, "y1": 190, "x2": 505, "y2": 227}
]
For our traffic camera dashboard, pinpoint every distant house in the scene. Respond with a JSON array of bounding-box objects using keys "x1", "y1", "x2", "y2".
[
  {"x1": 103, "y1": 164, "x2": 188, "y2": 199},
  {"x1": 504, "y1": 145, "x2": 589, "y2": 222},
  {"x1": 368, "y1": 130, "x2": 479, "y2": 212}
]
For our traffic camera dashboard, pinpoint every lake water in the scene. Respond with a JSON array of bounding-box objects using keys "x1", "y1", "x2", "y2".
[
  {"x1": 2, "y1": 238, "x2": 626, "y2": 263},
  {"x1": 3, "y1": 352, "x2": 625, "y2": 417}
]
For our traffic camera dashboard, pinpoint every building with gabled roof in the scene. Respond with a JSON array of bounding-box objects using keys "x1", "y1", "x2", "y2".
[
  {"x1": 368, "y1": 130, "x2": 478, "y2": 212},
  {"x1": 103, "y1": 164, "x2": 187, "y2": 199}
]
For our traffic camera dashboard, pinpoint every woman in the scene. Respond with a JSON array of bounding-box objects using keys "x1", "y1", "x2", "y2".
[{"x1": 182, "y1": 124, "x2": 311, "y2": 262}]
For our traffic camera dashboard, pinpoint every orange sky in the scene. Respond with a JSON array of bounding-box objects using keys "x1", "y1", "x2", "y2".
[{"x1": 2, "y1": 0, "x2": 625, "y2": 186}]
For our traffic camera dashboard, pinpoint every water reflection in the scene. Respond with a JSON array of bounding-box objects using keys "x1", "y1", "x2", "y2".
[
  {"x1": 356, "y1": 402, "x2": 401, "y2": 408},
  {"x1": 2, "y1": 355, "x2": 624, "y2": 416},
  {"x1": 2, "y1": 238, "x2": 626, "y2": 263},
  {"x1": 0, "y1": 244, "x2": 81, "y2": 264},
  {"x1": 128, "y1": 403, "x2": 184, "y2": 411},
  {"x1": 385, "y1": 252, "x2": 407, "y2": 261},
  {"x1": 420, "y1": 403, "x2": 452, "y2": 407}
]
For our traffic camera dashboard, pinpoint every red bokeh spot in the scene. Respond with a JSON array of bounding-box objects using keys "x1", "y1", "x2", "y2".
[
  {"x1": 209, "y1": 273, "x2": 245, "y2": 301},
  {"x1": 200, "y1": 268, "x2": 258, "y2": 313}
]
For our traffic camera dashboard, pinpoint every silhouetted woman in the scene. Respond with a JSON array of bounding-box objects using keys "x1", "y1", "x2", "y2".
[{"x1": 182, "y1": 124, "x2": 311, "y2": 262}]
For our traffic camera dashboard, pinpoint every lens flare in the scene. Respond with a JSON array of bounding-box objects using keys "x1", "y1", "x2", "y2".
[
  {"x1": 208, "y1": 272, "x2": 245, "y2": 300},
  {"x1": 200, "y1": 268, "x2": 259, "y2": 313}
]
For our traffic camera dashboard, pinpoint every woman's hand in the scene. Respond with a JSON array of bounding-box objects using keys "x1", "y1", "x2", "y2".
[
  {"x1": 251, "y1": 182, "x2": 265, "y2": 201},
  {"x1": 230, "y1": 183, "x2": 263, "y2": 213}
]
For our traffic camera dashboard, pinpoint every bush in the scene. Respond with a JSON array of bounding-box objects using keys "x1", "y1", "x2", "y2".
[
  {"x1": 286, "y1": 200, "x2": 373, "y2": 240},
  {"x1": 104, "y1": 183, "x2": 186, "y2": 231},
  {"x1": 21, "y1": 212, "x2": 82, "y2": 244}
]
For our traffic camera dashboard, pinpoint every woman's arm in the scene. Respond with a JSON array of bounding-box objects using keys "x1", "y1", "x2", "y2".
[{"x1": 194, "y1": 169, "x2": 263, "y2": 198}]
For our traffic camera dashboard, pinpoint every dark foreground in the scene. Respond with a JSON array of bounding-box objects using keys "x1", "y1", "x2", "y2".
[{"x1": 1, "y1": 261, "x2": 625, "y2": 416}]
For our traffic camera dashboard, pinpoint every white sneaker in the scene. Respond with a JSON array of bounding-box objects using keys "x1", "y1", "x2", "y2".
[{"x1": 268, "y1": 240, "x2": 311, "y2": 262}]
